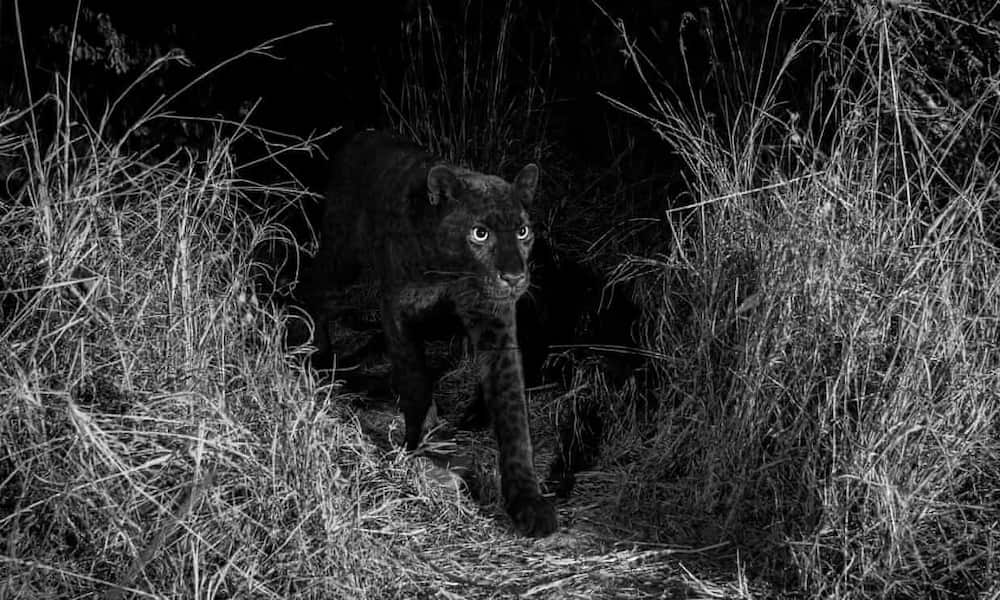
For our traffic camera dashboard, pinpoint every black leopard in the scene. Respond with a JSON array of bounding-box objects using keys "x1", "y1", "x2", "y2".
[{"x1": 301, "y1": 130, "x2": 558, "y2": 537}]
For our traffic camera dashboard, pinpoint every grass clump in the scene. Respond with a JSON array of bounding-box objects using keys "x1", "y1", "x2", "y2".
[
  {"x1": 0, "y1": 88, "x2": 488, "y2": 597},
  {"x1": 383, "y1": 0, "x2": 555, "y2": 175},
  {"x1": 589, "y1": 2, "x2": 1000, "y2": 597}
]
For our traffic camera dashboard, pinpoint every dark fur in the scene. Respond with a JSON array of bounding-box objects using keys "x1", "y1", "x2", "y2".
[{"x1": 302, "y1": 131, "x2": 558, "y2": 537}]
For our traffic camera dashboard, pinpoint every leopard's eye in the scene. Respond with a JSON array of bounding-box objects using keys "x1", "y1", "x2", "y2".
[
  {"x1": 470, "y1": 226, "x2": 490, "y2": 243},
  {"x1": 516, "y1": 225, "x2": 531, "y2": 240}
]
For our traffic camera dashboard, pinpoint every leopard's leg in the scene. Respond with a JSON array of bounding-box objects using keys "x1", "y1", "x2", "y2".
[
  {"x1": 382, "y1": 295, "x2": 432, "y2": 451},
  {"x1": 300, "y1": 190, "x2": 363, "y2": 371},
  {"x1": 464, "y1": 305, "x2": 558, "y2": 537}
]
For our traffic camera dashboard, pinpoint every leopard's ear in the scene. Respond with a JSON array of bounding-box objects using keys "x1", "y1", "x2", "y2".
[
  {"x1": 514, "y1": 163, "x2": 539, "y2": 206},
  {"x1": 427, "y1": 165, "x2": 461, "y2": 205}
]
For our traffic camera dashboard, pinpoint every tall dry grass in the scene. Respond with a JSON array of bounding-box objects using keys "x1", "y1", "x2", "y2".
[
  {"x1": 383, "y1": 0, "x2": 555, "y2": 178},
  {"x1": 0, "y1": 45, "x2": 484, "y2": 599},
  {"x1": 592, "y1": 2, "x2": 1000, "y2": 597}
]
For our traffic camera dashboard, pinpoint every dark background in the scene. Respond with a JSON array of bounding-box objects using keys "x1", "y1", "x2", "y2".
[
  {"x1": 0, "y1": 0, "x2": 830, "y2": 375},
  {"x1": 0, "y1": 0, "x2": 822, "y2": 194}
]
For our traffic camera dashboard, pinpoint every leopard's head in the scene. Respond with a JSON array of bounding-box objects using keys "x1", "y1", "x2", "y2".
[{"x1": 428, "y1": 162, "x2": 538, "y2": 303}]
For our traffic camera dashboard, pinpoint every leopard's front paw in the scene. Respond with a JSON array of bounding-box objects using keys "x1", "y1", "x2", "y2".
[{"x1": 507, "y1": 494, "x2": 558, "y2": 537}]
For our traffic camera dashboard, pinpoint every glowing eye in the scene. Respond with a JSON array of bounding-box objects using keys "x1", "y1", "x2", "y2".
[
  {"x1": 516, "y1": 225, "x2": 531, "y2": 240},
  {"x1": 470, "y1": 226, "x2": 490, "y2": 243}
]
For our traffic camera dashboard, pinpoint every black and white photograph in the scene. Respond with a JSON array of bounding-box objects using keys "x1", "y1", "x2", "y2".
[{"x1": 1, "y1": 1, "x2": 998, "y2": 598}]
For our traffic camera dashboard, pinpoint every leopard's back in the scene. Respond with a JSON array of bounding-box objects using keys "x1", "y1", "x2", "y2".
[{"x1": 315, "y1": 132, "x2": 440, "y2": 288}]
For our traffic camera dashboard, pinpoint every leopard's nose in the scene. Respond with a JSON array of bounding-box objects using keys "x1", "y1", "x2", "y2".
[{"x1": 499, "y1": 272, "x2": 526, "y2": 289}]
